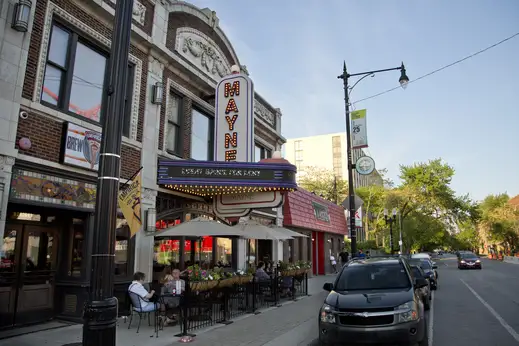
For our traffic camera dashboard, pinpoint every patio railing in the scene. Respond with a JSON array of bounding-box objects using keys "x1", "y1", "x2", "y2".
[{"x1": 177, "y1": 270, "x2": 310, "y2": 336}]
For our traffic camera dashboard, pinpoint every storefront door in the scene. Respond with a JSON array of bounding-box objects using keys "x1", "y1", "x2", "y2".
[{"x1": 0, "y1": 223, "x2": 58, "y2": 327}]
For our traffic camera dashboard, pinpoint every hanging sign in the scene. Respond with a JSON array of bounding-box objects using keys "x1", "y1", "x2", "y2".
[
  {"x1": 61, "y1": 122, "x2": 101, "y2": 171},
  {"x1": 214, "y1": 73, "x2": 254, "y2": 162},
  {"x1": 118, "y1": 170, "x2": 143, "y2": 238},
  {"x1": 351, "y1": 109, "x2": 368, "y2": 149}
]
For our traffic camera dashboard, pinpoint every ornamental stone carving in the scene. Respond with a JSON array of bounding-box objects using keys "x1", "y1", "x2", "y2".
[
  {"x1": 175, "y1": 28, "x2": 231, "y2": 79},
  {"x1": 142, "y1": 188, "x2": 157, "y2": 201},
  {"x1": 254, "y1": 101, "x2": 276, "y2": 128},
  {"x1": 109, "y1": 0, "x2": 146, "y2": 26},
  {"x1": 0, "y1": 155, "x2": 15, "y2": 172}
]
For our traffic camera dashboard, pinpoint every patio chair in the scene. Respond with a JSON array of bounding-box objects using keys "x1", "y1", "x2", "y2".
[{"x1": 127, "y1": 291, "x2": 160, "y2": 336}]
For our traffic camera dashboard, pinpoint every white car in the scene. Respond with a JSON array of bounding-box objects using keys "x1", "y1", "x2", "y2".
[{"x1": 411, "y1": 253, "x2": 431, "y2": 260}]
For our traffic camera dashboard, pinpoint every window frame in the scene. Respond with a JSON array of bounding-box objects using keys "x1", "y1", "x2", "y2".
[
  {"x1": 190, "y1": 107, "x2": 214, "y2": 161},
  {"x1": 165, "y1": 91, "x2": 184, "y2": 157},
  {"x1": 41, "y1": 21, "x2": 135, "y2": 138},
  {"x1": 254, "y1": 143, "x2": 272, "y2": 162}
]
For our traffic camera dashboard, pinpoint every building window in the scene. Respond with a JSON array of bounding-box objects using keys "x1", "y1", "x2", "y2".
[
  {"x1": 41, "y1": 23, "x2": 135, "y2": 137},
  {"x1": 190, "y1": 108, "x2": 213, "y2": 160},
  {"x1": 295, "y1": 150, "x2": 303, "y2": 161},
  {"x1": 69, "y1": 218, "x2": 85, "y2": 277},
  {"x1": 166, "y1": 93, "x2": 183, "y2": 156},
  {"x1": 294, "y1": 140, "x2": 303, "y2": 150},
  {"x1": 254, "y1": 144, "x2": 272, "y2": 162}
]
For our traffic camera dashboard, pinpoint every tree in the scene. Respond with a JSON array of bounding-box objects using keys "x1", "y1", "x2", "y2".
[
  {"x1": 478, "y1": 194, "x2": 519, "y2": 253},
  {"x1": 297, "y1": 166, "x2": 348, "y2": 204}
]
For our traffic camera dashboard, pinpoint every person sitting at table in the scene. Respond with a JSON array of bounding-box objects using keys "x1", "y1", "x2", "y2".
[
  {"x1": 255, "y1": 261, "x2": 271, "y2": 282},
  {"x1": 128, "y1": 272, "x2": 159, "y2": 312},
  {"x1": 162, "y1": 268, "x2": 186, "y2": 325}
]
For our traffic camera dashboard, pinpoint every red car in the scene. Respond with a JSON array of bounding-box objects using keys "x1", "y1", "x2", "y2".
[{"x1": 458, "y1": 252, "x2": 482, "y2": 269}]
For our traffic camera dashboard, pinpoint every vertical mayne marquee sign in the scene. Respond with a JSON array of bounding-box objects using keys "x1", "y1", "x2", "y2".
[
  {"x1": 214, "y1": 71, "x2": 254, "y2": 162},
  {"x1": 351, "y1": 109, "x2": 368, "y2": 149}
]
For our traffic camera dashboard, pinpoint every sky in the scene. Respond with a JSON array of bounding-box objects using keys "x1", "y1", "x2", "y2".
[{"x1": 188, "y1": 0, "x2": 519, "y2": 202}]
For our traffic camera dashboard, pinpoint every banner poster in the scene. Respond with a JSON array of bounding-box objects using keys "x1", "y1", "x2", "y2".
[
  {"x1": 355, "y1": 206, "x2": 363, "y2": 227},
  {"x1": 118, "y1": 171, "x2": 142, "y2": 238},
  {"x1": 351, "y1": 109, "x2": 368, "y2": 149}
]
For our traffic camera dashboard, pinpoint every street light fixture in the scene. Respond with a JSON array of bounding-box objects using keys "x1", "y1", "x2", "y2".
[
  {"x1": 384, "y1": 208, "x2": 398, "y2": 255},
  {"x1": 399, "y1": 62, "x2": 410, "y2": 89},
  {"x1": 338, "y1": 62, "x2": 409, "y2": 257}
]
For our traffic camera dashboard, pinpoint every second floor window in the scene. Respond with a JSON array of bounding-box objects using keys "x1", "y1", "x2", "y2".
[
  {"x1": 190, "y1": 109, "x2": 213, "y2": 160},
  {"x1": 41, "y1": 23, "x2": 135, "y2": 137},
  {"x1": 166, "y1": 93, "x2": 182, "y2": 156},
  {"x1": 255, "y1": 144, "x2": 272, "y2": 162}
]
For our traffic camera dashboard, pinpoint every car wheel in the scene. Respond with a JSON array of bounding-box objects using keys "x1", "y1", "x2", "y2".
[{"x1": 416, "y1": 319, "x2": 428, "y2": 346}]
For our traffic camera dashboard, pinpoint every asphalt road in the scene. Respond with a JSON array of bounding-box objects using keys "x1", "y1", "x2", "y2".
[{"x1": 306, "y1": 254, "x2": 519, "y2": 345}]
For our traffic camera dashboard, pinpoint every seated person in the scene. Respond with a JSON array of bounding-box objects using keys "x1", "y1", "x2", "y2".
[
  {"x1": 128, "y1": 271, "x2": 158, "y2": 312},
  {"x1": 255, "y1": 261, "x2": 271, "y2": 282},
  {"x1": 162, "y1": 268, "x2": 186, "y2": 325}
]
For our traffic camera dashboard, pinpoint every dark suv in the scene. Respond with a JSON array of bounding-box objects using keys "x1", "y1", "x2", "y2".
[{"x1": 319, "y1": 257, "x2": 428, "y2": 345}]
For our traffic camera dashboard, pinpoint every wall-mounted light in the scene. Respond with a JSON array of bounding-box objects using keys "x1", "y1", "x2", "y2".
[
  {"x1": 11, "y1": 0, "x2": 32, "y2": 32},
  {"x1": 144, "y1": 208, "x2": 156, "y2": 234},
  {"x1": 151, "y1": 82, "x2": 163, "y2": 104}
]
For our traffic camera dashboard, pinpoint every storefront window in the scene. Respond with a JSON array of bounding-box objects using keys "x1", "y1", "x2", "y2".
[
  {"x1": 69, "y1": 218, "x2": 84, "y2": 276},
  {"x1": 1, "y1": 228, "x2": 17, "y2": 273},
  {"x1": 216, "y1": 238, "x2": 232, "y2": 267},
  {"x1": 115, "y1": 217, "x2": 129, "y2": 276}
]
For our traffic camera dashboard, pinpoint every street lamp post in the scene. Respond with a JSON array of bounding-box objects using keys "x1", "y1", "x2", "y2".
[
  {"x1": 338, "y1": 62, "x2": 409, "y2": 256},
  {"x1": 384, "y1": 208, "x2": 398, "y2": 255},
  {"x1": 81, "y1": 0, "x2": 134, "y2": 346}
]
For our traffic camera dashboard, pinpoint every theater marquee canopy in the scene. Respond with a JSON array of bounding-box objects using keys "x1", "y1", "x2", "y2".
[{"x1": 158, "y1": 160, "x2": 297, "y2": 197}]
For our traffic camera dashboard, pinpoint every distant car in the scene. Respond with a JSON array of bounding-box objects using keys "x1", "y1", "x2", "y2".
[
  {"x1": 409, "y1": 259, "x2": 438, "y2": 290},
  {"x1": 411, "y1": 253, "x2": 431, "y2": 260},
  {"x1": 458, "y1": 252, "x2": 482, "y2": 269},
  {"x1": 319, "y1": 256, "x2": 428, "y2": 346}
]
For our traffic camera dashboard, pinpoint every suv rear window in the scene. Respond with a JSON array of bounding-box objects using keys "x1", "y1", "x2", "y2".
[{"x1": 336, "y1": 263, "x2": 411, "y2": 291}]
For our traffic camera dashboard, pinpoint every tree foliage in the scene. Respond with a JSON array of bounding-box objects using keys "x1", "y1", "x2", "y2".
[
  {"x1": 297, "y1": 166, "x2": 348, "y2": 204},
  {"x1": 296, "y1": 158, "x2": 516, "y2": 254}
]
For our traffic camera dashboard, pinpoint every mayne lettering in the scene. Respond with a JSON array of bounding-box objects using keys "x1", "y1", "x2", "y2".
[
  {"x1": 225, "y1": 99, "x2": 239, "y2": 114},
  {"x1": 225, "y1": 115, "x2": 238, "y2": 130},
  {"x1": 66, "y1": 136, "x2": 84, "y2": 152},
  {"x1": 225, "y1": 133, "x2": 238, "y2": 149},
  {"x1": 224, "y1": 81, "x2": 240, "y2": 97}
]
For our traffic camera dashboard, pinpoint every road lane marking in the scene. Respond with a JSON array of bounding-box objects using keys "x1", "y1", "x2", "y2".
[
  {"x1": 460, "y1": 279, "x2": 519, "y2": 342},
  {"x1": 428, "y1": 290, "x2": 434, "y2": 346}
]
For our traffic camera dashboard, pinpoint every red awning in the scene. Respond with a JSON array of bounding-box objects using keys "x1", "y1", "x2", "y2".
[{"x1": 282, "y1": 188, "x2": 347, "y2": 235}]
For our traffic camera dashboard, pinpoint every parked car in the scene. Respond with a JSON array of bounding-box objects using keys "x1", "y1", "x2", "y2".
[
  {"x1": 458, "y1": 252, "x2": 482, "y2": 269},
  {"x1": 409, "y1": 259, "x2": 438, "y2": 290},
  {"x1": 411, "y1": 253, "x2": 431, "y2": 260},
  {"x1": 410, "y1": 265, "x2": 431, "y2": 310},
  {"x1": 319, "y1": 256, "x2": 428, "y2": 346}
]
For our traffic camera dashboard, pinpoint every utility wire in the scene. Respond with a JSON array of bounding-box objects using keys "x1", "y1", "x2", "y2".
[{"x1": 351, "y1": 31, "x2": 519, "y2": 106}]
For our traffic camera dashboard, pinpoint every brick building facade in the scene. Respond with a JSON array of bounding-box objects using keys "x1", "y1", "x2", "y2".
[{"x1": 0, "y1": 0, "x2": 285, "y2": 327}]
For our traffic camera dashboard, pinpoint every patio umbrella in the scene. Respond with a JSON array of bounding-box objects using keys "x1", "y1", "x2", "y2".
[
  {"x1": 154, "y1": 217, "x2": 245, "y2": 238},
  {"x1": 269, "y1": 226, "x2": 309, "y2": 238},
  {"x1": 237, "y1": 219, "x2": 293, "y2": 240}
]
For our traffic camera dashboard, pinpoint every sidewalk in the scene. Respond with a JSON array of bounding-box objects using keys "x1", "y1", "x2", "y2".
[{"x1": 0, "y1": 275, "x2": 334, "y2": 346}]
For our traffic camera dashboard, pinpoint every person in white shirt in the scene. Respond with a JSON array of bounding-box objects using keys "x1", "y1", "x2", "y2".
[
  {"x1": 330, "y1": 254, "x2": 337, "y2": 273},
  {"x1": 128, "y1": 272, "x2": 158, "y2": 312}
]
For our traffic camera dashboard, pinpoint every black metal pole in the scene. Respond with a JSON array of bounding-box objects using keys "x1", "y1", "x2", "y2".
[
  {"x1": 82, "y1": 0, "x2": 134, "y2": 345},
  {"x1": 338, "y1": 62, "x2": 357, "y2": 257},
  {"x1": 389, "y1": 221, "x2": 394, "y2": 255}
]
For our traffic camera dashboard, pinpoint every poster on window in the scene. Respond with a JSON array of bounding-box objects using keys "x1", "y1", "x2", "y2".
[
  {"x1": 351, "y1": 109, "x2": 368, "y2": 149},
  {"x1": 118, "y1": 170, "x2": 142, "y2": 238},
  {"x1": 61, "y1": 122, "x2": 101, "y2": 171}
]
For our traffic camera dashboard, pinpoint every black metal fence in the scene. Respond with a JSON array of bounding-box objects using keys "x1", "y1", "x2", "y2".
[{"x1": 177, "y1": 271, "x2": 309, "y2": 336}]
